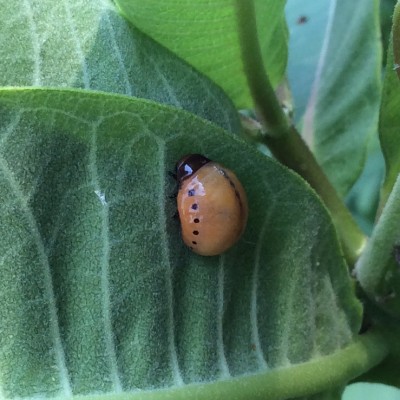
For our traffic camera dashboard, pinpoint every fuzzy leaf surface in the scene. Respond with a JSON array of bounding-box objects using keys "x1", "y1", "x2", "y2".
[
  {"x1": 0, "y1": 0, "x2": 240, "y2": 133},
  {"x1": 0, "y1": 88, "x2": 362, "y2": 399}
]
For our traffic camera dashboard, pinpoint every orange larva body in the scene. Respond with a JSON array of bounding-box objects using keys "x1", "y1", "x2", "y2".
[{"x1": 176, "y1": 154, "x2": 248, "y2": 256}]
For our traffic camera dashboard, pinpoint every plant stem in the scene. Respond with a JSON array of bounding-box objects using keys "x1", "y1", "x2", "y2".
[
  {"x1": 83, "y1": 331, "x2": 388, "y2": 400},
  {"x1": 356, "y1": 174, "x2": 400, "y2": 317},
  {"x1": 234, "y1": 1, "x2": 289, "y2": 136},
  {"x1": 235, "y1": 0, "x2": 366, "y2": 265},
  {"x1": 267, "y1": 128, "x2": 367, "y2": 265},
  {"x1": 392, "y1": 3, "x2": 400, "y2": 80}
]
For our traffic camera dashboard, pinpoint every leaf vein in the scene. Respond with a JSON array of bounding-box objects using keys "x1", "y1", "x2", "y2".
[
  {"x1": 302, "y1": 0, "x2": 337, "y2": 146},
  {"x1": 0, "y1": 112, "x2": 23, "y2": 149},
  {"x1": 62, "y1": 0, "x2": 90, "y2": 88},
  {"x1": 251, "y1": 209, "x2": 272, "y2": 369},
  {"x1": 89, "y1": 124, "x2": 122, "y2": 391},
  {"x1": 23, "y1": 0, "x2": 41, "y2": 85},
  {"x1": 0, "y1": 154, "x2": 72, "y2": 395},
  {"x1": 217, "y1": 257, "x2": 230, "y2": 378},
  {"x1": 102, "y1": 9, "x2": 133, "y2": 96},
  {"x1": 159, "y1": 141, "x2": 184, "y2": 386}
]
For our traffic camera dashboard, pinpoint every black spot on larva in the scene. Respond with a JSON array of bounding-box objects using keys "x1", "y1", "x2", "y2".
[
  {"x1": 192, "y1": 241, "x2": 197, "y2": 245},
  {"x1": 193, "y1": 230, "x2": 199, "y2": 235},
  {"x1": 191, "y1": 203, "x2": 198, "y2": 210},
  {"x1": 188, "y1": 189, "x2": 195, "y2": 196},
  {"x1": 194, "y1": 218, "x2": 200, "y2": 223}
]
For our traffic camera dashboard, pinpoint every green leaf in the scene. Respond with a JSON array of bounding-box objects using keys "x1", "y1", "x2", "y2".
[
  {"x1": 0, "y1": 0, "x2": 240, "y2": 133},
  {"x1": 114, "y1": 0, "x2": 288, "y2": 109},
  {"x1": 380, "y1": 4, "x2": 400, "y2": 206},
  {"x1": 287, "y1": 0, "x2": 382, "y2": 197},
  {"x1": 0, "y1": 87, "x2": 365, "y2": 398},
  {"x1": 381, "y1": 0, "x2": 399, "y2": 64}
]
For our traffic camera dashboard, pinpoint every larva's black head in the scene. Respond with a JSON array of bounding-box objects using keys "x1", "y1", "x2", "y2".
[{"x1": 176, "y1": 154, "x2": 210, "y2": 182}]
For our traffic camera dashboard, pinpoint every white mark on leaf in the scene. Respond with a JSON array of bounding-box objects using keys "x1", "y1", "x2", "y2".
[{"x1": 95, "y1": 190, "x2": 107, "y2": 206}]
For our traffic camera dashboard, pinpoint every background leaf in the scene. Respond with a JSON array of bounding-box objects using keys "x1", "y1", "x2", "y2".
[
  {"x1": 114, "y1": 0, "x2": 288, "y2": 109},
  {"x1": 0, "y1": 0, "x2": 240, "y2": 133},
  {"x1": 342, "y1": 0, "x2": 394, "y2": 236},
  {"x1": 380, "y1": 11, "x2": 400, "y2": 206},
  {"x1": 0, "y1": 88, "x2": 361, "y2": 398},
  {"x1": 344, "y1": 383, "x2": 400, "y2": 400},
  {"x1": 286, "y1": 0, "x2": 382, "y2": 197},
  {"x1": 345, "y1": 133, "x2": 384, "y2": 235}
]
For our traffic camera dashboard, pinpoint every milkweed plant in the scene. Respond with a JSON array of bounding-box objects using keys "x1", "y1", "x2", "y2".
[{"x1": 0, "y1": 1, "x2": 399, "y2": 400}]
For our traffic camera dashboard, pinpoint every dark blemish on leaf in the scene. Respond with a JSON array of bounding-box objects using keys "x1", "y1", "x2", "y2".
[
  {"x1": 359, "y1": 314, "x2": 372, "y2": 334},
  {"x1": 193, "y1": 230, "x2": 199, "y2": 235},
  {"x1": 194, "y1": 218, "x2": 200, "y2": 223},
  {"x1": 297, "y1": 15, "x2": 308, "y2": 24},
  {"x1": 168, "y1": 171, "x2": 177, "y2": 180},
  {"x1": 192, "y1": 241, "x2": 197, "y2": 245},
  {"x1": 394, "y1": 244, "x2": 400, "y2": 265}
]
